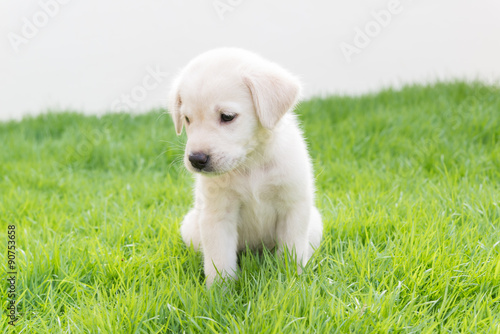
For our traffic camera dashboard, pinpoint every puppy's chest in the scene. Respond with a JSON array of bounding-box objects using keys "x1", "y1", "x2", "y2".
[
  {"x1": 235, "y1": 169, "x2": 285, "y2": 207},
  {"x1": 232, "y1": 169, "x2": 290, "y2": 227},
  {"x1": 234, "y1": 173, "x2": 282, "y2": 249}
]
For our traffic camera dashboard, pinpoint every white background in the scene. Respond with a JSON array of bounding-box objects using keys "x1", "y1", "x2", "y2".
[{"x1": 1, "y1": 0, "x2": 499, "y2": 121}]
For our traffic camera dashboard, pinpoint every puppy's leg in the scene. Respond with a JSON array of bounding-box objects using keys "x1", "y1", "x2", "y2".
[
  {"x1": 307, "y1": 207, "x2": 323, "y2": 258},
  {"x1": 180, "y1": 209, "x2": 201, "y2": 251},
  {"x1": 199, "y1": 209, "x2": 239, "y2": 288},
  {"x1": 276, "y1": 204, "x2": 311, "y2": 270}
]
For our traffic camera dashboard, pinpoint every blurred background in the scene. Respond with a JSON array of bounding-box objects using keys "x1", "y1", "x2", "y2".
[{"x1": 1, "y1": 0, "x2": 499, "y2": 121}]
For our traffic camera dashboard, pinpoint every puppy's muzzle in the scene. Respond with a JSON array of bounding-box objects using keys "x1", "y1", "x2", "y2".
[{"x1": 189, "y1": 152, "x2": 210, "y2": 170}]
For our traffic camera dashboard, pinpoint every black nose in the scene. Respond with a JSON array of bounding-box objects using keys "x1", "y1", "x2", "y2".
[{"x1": 188, "y1": 152, "x2": 209, "y2": 169}]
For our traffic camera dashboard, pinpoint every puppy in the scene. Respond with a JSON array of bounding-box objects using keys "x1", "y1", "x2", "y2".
[{"x1": 168, "y1": 48, "x2": 322, "y2": 287}]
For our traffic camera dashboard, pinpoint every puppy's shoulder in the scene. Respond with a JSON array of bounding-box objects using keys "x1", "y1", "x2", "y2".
[{"x1": 274, "y1": 112, "x2": 308, "y2": 153}]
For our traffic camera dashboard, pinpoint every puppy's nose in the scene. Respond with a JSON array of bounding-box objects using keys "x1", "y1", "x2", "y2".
[{"x1": 189, "y1": 152, "x2": 210, "y2": 169}]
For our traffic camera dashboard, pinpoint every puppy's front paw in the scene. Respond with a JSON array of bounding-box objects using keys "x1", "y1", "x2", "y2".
[
  {"x1": 180, "y1": 210, "x2": 201, "y2": 251},
  {"x1": 204, "y1": 262, "x2": 238, "y2": 288},
  {"x1": 277, "y1": 244, "x2": 308, "y2": 275}
]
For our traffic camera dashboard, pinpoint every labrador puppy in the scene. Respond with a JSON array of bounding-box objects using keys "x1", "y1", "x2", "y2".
[{"x1": 168, "y1": 48, "x2": 322, "y2": 287}]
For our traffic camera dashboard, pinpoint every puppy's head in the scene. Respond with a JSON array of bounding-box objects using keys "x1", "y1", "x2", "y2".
[{"x1": 168, "y1": 48, "x2": 301, "y2": 175}]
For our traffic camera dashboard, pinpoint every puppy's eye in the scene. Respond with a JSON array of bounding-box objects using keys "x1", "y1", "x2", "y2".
[
  {"x1": 221, "y1": 113, "x2": 236, "y2": 123},
  {"x1": 185, "y1": 116, "x2": 190, "y2": 124}
]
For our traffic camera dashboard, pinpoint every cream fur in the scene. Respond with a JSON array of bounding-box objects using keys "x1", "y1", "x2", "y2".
[{"x1": 168, "y1": 48, "x2": 322, "y2": 287}]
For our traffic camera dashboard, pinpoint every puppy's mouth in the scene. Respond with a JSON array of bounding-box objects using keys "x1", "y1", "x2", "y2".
[
  {"x1": 192, "y1": 165, "x2": 215, "y2": 174},
  {"x1": 189, "y1": 164, "x2": 230, "y2": 175},
  {"x1": 185, "y1": 155, "x2": 241, "y2": 175}
]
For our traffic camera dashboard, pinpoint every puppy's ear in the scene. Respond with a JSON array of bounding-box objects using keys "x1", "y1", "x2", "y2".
[
  {"x1": 167, "y1": 76, "x2": 183, "y2": 135},
  {"x1": 243, "y1": 66, "x2": 301, "y2": 129}
]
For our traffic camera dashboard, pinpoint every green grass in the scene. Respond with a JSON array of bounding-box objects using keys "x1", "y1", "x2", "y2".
[{"x1": 1, "y1": 81, "x2": 499, "y2": 333}]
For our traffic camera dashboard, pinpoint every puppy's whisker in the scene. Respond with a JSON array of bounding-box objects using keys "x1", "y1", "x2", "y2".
[
  {"x1": 167, "y1": 155, "x2": 186, "y2": 173},
  {"x1": 160, "y1": 139, "x2": 185, "y2": 146}
]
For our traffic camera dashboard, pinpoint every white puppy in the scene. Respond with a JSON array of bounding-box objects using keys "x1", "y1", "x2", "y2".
[{"x1": 168, "y1": 48, "x2": 322, "y2": 287}]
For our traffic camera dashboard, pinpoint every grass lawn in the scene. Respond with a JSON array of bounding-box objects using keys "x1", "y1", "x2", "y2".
[{"x1": 1, "y1": 82, "x2": 499, "y2": 333}]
